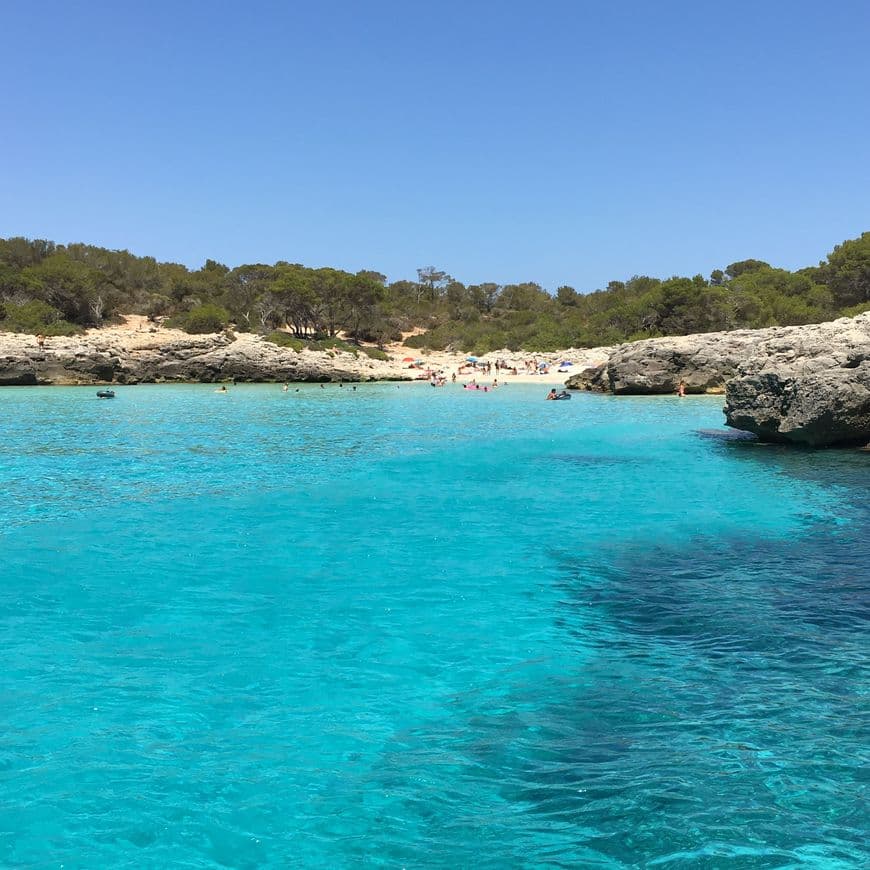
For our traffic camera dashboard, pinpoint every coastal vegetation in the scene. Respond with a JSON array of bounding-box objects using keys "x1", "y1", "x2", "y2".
[
  {"x1": 265, "y1": 332, "x2": 389, "y2": 360},
  {"x1": 1, "y1": 233, "x2": 868, "y2": 351}
]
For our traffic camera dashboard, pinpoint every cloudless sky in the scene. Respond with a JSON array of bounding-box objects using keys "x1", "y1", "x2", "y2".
[{"x1": 2, "y1": 0, "x2": 868, "y2": 291}]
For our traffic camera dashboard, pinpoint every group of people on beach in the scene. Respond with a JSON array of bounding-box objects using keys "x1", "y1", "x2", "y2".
[{"x1": 459, "y1": 358, "x2": 551, "y2": 375}]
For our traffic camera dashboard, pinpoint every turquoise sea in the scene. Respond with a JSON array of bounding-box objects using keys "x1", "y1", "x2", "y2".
[{"x1": 1, "y1": 383, "x2": 867, "y2": 868}]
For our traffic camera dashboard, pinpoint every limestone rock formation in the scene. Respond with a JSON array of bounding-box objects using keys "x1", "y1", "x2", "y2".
[
  {"x1": 723, "y1": 313, "x2": 870, "y2": 446},
  {"x1": 566, "y1": 328, "x2": 768, "y2": 394},
  {"x1": 563, "y1": 362, "x2": 609, "y2": 392},
  {"x1": 563, "y1": 311, "x2": 870, "y2": 446},
  {"x1": 724, "y1": 366, "x2": 870, "y2": 446},
  {"x1": 0, "y1": 356, "x2": 38, "y2": 386},
  {"x1": 0, "y1": 331, "x2": 395, "y2": 385}
]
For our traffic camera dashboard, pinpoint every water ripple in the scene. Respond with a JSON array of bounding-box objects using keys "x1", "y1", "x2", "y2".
[{"x1": 0, "y1": 385, "x2": 867, "y2": 867}]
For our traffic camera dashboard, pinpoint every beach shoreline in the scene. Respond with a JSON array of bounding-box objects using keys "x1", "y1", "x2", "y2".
[{"x1": 0, "y1": 315, "x2": 612, "y2": 386}]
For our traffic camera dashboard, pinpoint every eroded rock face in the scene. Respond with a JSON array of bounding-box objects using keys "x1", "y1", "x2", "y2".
[
  {"x1": 0, "y1": 331, "x2": 394, "y2": 385},
  {"x1": 566, "y1": 329, "x2": 776, "y2": 394},
  {"x1": 568, "y1": 327, "x2": 812, "y2": 396},
  {"x1": 724, "y1": 366, "x2": 870, "y2": 446},
  {"x1": 563, "y1": 312, "x2": 870, "y2": 446},
  {"x1": 564, "y1": 362, "x2": 609, "y2": 392},
  {"x1": 566, "y1": 313, "x2": 870, "y2": 401},
  {"x1": 604, "y1": 336, "x2": 747, "y2": 394},
  {"x1": 722, "y1": 313, "x2": 870, "y2": 446},
  {"x1": 0, "y1": 358, "x2": 38, "y2": 385}
]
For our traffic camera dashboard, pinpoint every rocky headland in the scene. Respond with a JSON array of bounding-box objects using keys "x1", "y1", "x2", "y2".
[
  {"x1": 0, "y1": 329, "x2": 403, "y2": 386},
  {"x1": 566, "y1": 312, "x2": 870, "y2": 447}
]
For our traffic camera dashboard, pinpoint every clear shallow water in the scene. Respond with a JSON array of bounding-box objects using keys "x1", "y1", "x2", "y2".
[{"x1": 1, "y1": 383, "x2": 867, "y2": 868}]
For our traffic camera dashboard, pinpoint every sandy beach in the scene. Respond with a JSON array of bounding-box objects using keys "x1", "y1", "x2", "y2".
[
  {"x1": 379, "y1": 339, "x2": 607, "y2": 385},
  {"x1": 65, "y1": 315, "x2": 611, "y2": 385}
]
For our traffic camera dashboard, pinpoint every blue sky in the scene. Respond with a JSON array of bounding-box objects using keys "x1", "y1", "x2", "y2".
[{"x1": 2, "y1": 0, "x2": 868, "y2": 291}]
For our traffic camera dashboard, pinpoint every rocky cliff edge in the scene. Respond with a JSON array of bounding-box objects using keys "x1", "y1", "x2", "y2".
[
  {"x1": 565, "y1": 312, "x2": 870, "y2": 446},
  {"x1": 0, "y1": 330, "x2": 398, "y2": 386}
]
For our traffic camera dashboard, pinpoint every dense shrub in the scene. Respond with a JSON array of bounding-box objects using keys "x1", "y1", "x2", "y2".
[
  {"x1": 1, "y1": 232, "x2": 866, "y2": 349},
  {"x1": 265, "y1": 332, "x2": 388, "y2": 358},
  {"x1": 265, "y1": 331, "x2": 305, "y2": 350},
  {"x1": 840, "y1": 301, "x2": 870, "y2": 317},
  {"x1": 170, "y1": 304, "x2": 231, "y2": 334},
  {"x1": 0, "y1": 300, "x2": 81, "y2": 335}
]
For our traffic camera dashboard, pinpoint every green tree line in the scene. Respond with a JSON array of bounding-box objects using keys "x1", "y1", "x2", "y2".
[{"x1": 1, "y1": 232, "x2": 868, "y2": 350}]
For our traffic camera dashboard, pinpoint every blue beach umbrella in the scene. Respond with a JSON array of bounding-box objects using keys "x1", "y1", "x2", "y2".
[{"x1": 466, "y1": 356, "x2": 479, "y2": 362}]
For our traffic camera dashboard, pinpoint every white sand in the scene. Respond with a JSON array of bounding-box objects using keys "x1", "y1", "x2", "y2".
[{"x1": 71, "y1": 316, "x2": 610, "y2": 383}]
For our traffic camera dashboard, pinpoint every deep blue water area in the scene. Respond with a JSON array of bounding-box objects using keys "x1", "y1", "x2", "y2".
[{"x1": 1, "y1": 383, "x2": 867, "y2": 867}]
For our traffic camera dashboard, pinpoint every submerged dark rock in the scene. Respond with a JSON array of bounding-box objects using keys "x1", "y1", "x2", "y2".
[{"x1": 695, "y1": 428, "x2": 757, "y2": 442}]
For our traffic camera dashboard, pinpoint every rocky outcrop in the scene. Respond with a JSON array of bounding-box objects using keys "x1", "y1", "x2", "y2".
[
  {"x1": 564, "y1": 312, "x2": 870, "y2": 446},
  {"x1": 132, "y1": 337, "x2": 375, "y2": 383},
  {"x1": 0, "y1": 331, "x2": 399, "y2": 385},
  {"x1": 723, "y1": 313, "x2": 870, "y2": 446},
  {"x1": 0, "y1": 327, "x2": 617, "y2": 387},
  {"x1": 0, "y1": 356, "x2": 38, "y2": 385},
  {"x1": 724, "y1": 367, "x2": 870, "y2": 446},
  {"x1": 563, "y1": 362, "x2": 609, "y2": 392},
  {"x1": 566, "y1": 328, "x2": 770, "y2": 394},
  {"x1": 567, "y1": 314, "x2": 870, "y2": 399}
]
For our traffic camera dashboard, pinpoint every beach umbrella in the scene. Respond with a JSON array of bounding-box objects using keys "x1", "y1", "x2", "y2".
[
  {"x1": 414, "y1": 359, "x2": 424, "y2": 365},
  {"x1": 402, "y1": 356, "x2": 415, "y2": 362},
  {"x1": 466, "y1": 356, "x2": 479, "y2": 362},
  {"x1": 559, "y1": 361, "x2": 573, "y2": 366},
  {"x1": 538, "y1": 362, "x2": 548, "y2": 368}
]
